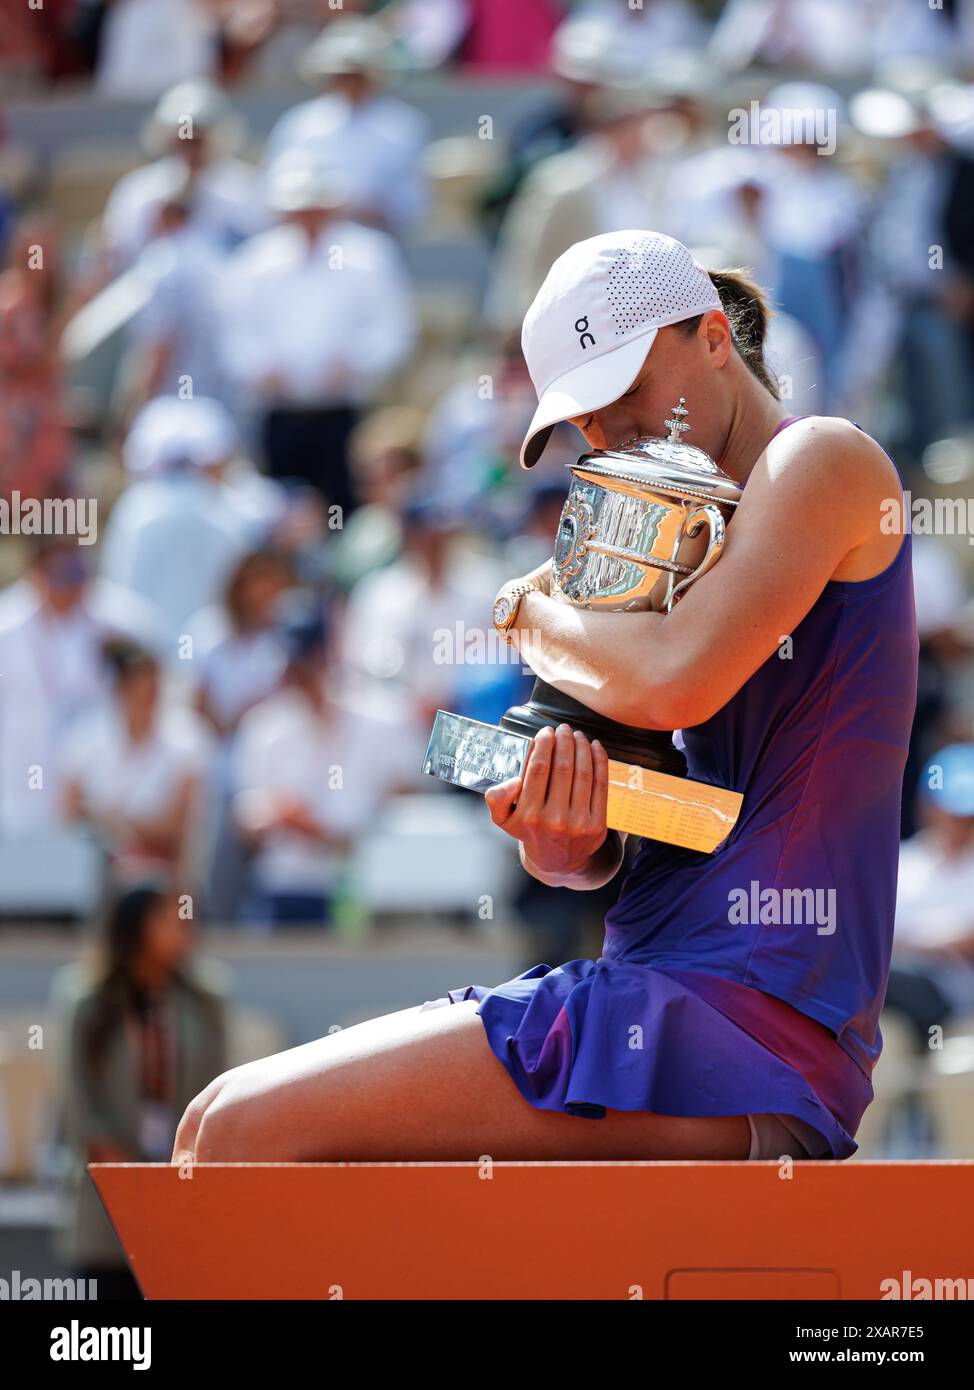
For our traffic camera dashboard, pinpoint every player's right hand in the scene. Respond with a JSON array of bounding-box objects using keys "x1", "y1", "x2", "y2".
[{"x1": 484, "y1": 723, "x2": 609, "y2": 878}]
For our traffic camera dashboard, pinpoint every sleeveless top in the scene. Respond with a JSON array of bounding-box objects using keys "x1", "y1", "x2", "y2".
[{"x1": 602, "y1": 416, "x2": 919, "y2": 1099}]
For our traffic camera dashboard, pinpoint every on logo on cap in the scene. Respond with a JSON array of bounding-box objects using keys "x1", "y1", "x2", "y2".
[{"x1": 575, "y1": 315, "x2": 596, "y2": 350}]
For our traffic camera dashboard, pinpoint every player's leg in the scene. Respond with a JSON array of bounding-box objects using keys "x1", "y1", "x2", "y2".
[
  {"x1": 187, "y1": 999, "x2": 751, "y2": 1163},
  {"x1": 171, "y1": 1002, "x2": 435, "y2": 1159}
]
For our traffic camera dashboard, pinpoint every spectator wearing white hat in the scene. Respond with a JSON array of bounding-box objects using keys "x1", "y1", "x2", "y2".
[
  {"x1": 218, "y1": 154, "x2": 416, "y2": 517},
  {"x1": 102, "y1": 80, "x2": 267, "y2": 271},
  {"x1": 100, "y1": 397, "x2": 259, "y2": 655},
  {"x1": 118, "y1": 390, "x2": 289, "y2": 537},
  {"x1": 263, "y1": 17, "x2": 430, "y2": 236}
]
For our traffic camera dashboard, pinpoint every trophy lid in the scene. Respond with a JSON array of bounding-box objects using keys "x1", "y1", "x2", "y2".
[{"x1": 569, "y1": 398, "x2": 743, "y2": 507}]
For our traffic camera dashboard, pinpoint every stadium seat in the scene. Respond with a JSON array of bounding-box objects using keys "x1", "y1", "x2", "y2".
[
  {"x1": 352, "y1": 793, "x2": 516, "y2": 917},
  {"x1": 0, "y1": 829, "x2": 103, "y2": 919}
]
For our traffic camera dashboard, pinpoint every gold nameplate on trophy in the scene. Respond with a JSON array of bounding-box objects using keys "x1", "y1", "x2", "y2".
[
  {"x1": 603, "y1": 757, "x2": 742, "y2": 852},
  {"x1": 424, "y1": 711, "x2": 742, "y2": 853}
]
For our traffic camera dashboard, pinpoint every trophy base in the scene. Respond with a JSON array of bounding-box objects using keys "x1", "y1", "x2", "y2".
[
  {"x1": 498, "y1": 679, "x2": 687, "y2": 779},
  {"x1": 423, "y1": 709, "x2": 743, "y2": 854}
]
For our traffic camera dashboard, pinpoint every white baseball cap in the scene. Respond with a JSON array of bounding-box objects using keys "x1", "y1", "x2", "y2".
[
  {"x1": 266, "y1": 152, "x2": 351, "y2": 213},
  {"x1": 519, "y1": 230, "x2": 723, "y2": 468},
  {"x1": 124, "y1": 396, "x2": 239, "y2": 477}
]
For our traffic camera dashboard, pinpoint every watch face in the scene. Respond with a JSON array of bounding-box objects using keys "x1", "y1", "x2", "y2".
[{"x1": 493, "y1": 595, "x2": 514, "y2": 628}]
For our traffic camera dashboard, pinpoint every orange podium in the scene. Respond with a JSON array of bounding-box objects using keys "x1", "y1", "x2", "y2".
[{"x1": 90, "y1": 1160, "x2": 974, "y2": 1300}]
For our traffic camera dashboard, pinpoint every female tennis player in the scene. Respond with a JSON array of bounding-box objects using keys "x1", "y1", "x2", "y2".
[{"x1": 174, "y1": 231, "x2": 918, "y2": 1163}]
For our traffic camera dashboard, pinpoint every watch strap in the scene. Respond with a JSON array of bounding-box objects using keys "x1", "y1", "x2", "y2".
[{"x1": 494, "y1": 579, "x2": 540, "y2": 641}]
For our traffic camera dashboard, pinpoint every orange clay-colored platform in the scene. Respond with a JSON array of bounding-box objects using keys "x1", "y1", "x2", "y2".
[{"x1": 90, "y1": 1160, "x2": 974, "y2": 1301}]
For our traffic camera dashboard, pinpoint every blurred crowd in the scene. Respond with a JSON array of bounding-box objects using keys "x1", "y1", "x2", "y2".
[
  {"x1": 3, "y1": 0, "x2": 974, "y2": 92},
  {"x1": 0, "y1": 0, "x2": 973, "y2": 975}
]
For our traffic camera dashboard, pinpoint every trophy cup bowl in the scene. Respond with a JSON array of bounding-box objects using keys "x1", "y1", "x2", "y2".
[
  {"x1": 424, "y1": 400, "x2": 746, "y2": 851},
  {"x1": 498, "y1": 399, "x2": 743, "y2": 776}
]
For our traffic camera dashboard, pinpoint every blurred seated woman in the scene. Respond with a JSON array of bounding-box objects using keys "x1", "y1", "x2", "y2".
[
  {"x1": 62, "y1": 638, "x2": 211, "y2": 885},
  {"x1": 51, "y1": 883, "x2": 228, "y2": 1299},
  {"x1": 190, "y1": 546, "x2": 292, "y2": 742},
  {"x1": 190, "y1": 546, "x2": 292, "y2": 922}
]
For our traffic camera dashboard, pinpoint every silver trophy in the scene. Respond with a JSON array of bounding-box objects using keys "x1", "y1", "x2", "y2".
[
  {"x1": 424, "y1": 400, "x2": 745, "y2": 850},
  {"x1": 551, "y1": 398, "x2": 742, "y2": 612}
]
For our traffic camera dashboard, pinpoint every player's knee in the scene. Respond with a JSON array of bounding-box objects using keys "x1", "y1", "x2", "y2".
[
  {"x1": 174, "y1": 1064, "x2": 255, "y2": 1162},
  {"x1": 192, "y1": 1079, "x2": 254, "y2": 1162}
]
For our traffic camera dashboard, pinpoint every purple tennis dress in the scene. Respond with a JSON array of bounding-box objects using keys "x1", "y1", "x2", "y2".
[{"x1": 421, "y1": 418, "x2": 919, "y2": 1158}]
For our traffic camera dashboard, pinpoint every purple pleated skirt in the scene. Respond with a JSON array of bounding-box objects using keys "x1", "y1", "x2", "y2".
[{"x1": 419, "y1": 957, "x2": 869, "y2": 1159}]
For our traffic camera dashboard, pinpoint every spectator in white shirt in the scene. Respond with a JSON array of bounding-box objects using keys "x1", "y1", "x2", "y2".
[
  {"x1": 124, "y1": 188, "x2": 229, "y2": 410},
  {"x1": 887, "y1": 744, "x2": 974, "y2": 1049},
  {"x1": 0, "y1": 538, "x2": 162, "y2": 837},
  {"x1": 712, "y1": 0, "x2": 973, "y2": 78},
  {"x1": 709, "y1": 0, "x2": 870, "y2": 77},
  {"x1": 102, "y1": 81, "x2": 266, "y2": 272},
  {"x1": 100, "y1": 397, "x2": 259, "y2": 658},
  {"x1": 62, "y1": 638, "x2": 211, "y2": 887},
  {"x1": 571, "y1": 0, "x2": 709, "y2": 73},
  {"x1": 95, "y1": 0, "x2": 219, "y2": 100},
  {"x1": 190, "y1": 547, "x2": 293, "y2": 742},
  {"x1": 218, "y1": 154, "x2": 416, "y2": 518},
  {"x1": 233, "y1": 599, "x2": 409, "y2": 927},
  {"x1": 870, "y1": 0, "x2": 974, "y2": 71},
  {"x1": 264, "y1": 16, "x2": 431, "y2": 236}
]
